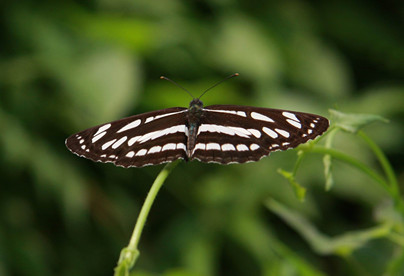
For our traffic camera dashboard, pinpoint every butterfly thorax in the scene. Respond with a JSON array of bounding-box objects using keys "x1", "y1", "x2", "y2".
[{"x1": 186, "y1": 99, "x2": 204, "y2": 158}]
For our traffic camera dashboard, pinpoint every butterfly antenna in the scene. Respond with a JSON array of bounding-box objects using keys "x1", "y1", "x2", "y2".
[
  {"x1": 198, "y1": 73, "x2": 239, "y2": 99},
  {"x1": 160, "y1": 76, "x2": 195, "y2": 99}
]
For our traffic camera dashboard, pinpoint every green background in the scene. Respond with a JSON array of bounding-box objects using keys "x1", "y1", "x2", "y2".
[{"x1": 1, "y1": 0, "x2": 403, "y2": 275}]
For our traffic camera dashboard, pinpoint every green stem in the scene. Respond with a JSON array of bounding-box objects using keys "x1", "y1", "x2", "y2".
[
  {"x1": 292, "y1": 150, "x2": 305, "y2": 176},
  {"x1": 304, "y1": 139, "x2": 404, "y2": 216},
  {"x1": 357, "y1": 131, "x2": 399, "y2": 193},
  {"x1": 357, "y1": 131, "x2": 404, "y2": 215},
  {"x1": 114, "y1": 160, "x2": 180, "y2": 275},
  {"x1": 308, "y1": 146, "x2": 389, "y2": 192}
]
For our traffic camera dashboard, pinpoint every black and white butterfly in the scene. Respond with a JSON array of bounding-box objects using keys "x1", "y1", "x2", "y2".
[{"x1": 66, "y1": 75, "x2": 329, "y2": 168}]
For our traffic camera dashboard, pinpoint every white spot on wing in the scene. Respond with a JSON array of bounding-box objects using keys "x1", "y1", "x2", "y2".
[
  {"x1": 112, "y1": 136, "x2": 128, "y2": 149},
  {"x1": 251, "y1": 112, "x2": 275, "y2": 123},
  {"x1": 206, "y1": 143, "x2": 221, "y2": 150},
  {"x1": 138, "y1": 125, "x2": 186, "y2": 143},
  {"x1": 95, "y1": 124, "x2": 111, "y2": 136},
  {"x1": 162, "y1": 143, "x2": 176, "y2": 151},
  {"x1": 229, "y1": 126, "x2": 251, "y2": 137},
  {"x1": 194, "y1": 143, "x2": 206, "y2": 151},
  {"x1": 221, "y1": 143, "x2": 236, "y2": 151},
  {"x1": 282, "y1": 142, "x2": 290, "y2": 146},
  {"x1": 275, "y1": 128, "x2": 290, "y2": 138},
  {"x1": 176, "y1": 143, "x2": 186, "y2": 151},
  {"x1": 135, "y1": 110, "x2": 187, "y2": 125},
  {"x1": 310, "y1": 123, "x2": 315, "y2": 128},
  {"x1": 81, "y1": 145, "x2": 86, "y2": 150},
  {"x1": 154, "y1": 110, "x2": 187, "y2": 120},
  {"x1": 248, "y1": 129, "x2": 261, "y2": 138},
  {"x1": 148, "y1": 146, "x2": 162, "y2": 154},
  {"x1": 197, "y1": 124, "x2": 251, "y2": 138},
  {"x1": 79, "y1": 139, "x2": 84, "y2": 144},
  {"x1": 287, "y1": 119, "x2": 302, "y2": 129},
  {"x1": 198, "y1": 124, "x2": 235, "y2": 136},
  {"x1": 92, "y1": 131, "x2": 107, "y2": 143},
  {"x1": 236, "y1": 144, "x2": 249, "y2": 151},
  {"x1": 308, "y1": 129, "x2": 313, "y2": 134},
  {"x1": 145, "y1": 117, "x2": 154, "y2": 123},
  {"x1": 128, "y1": 136, "x2": 141, "y2": 146},
  {"x1": 263, "y1": 127, "x2": 278, "y2": 138},
  {"x1": 205, "y1": 109, "x2": 248, "y2": 117},
  {"x1": 136, "y1": 149, "x2": 147, "y2": 156},
  {"x1": 282, "y1": 112, "x2": 299, "y2": 122},
  {"x1": 126, "y1": 151, "x2": 135, "y2": 158},
  {"x1": 250, "y1": 144, "x2": 260, "y2": 151},
  {"x1": 102, "y1": 139, "x2": 117, "y2": 150},
  {"x1": 117, "y1": 119, "x2": 141, "y2": 133}
]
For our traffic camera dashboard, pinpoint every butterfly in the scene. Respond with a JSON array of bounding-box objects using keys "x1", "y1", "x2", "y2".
[{"x1": 66, "y1": 74, "x2": 329, "y2": 167}]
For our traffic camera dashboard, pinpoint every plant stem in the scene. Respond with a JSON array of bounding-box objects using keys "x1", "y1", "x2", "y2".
[
  {"x1": 292, "y1": 150, "x2": 305, "y2": 176},
  {"x1": 308, "y1": 146, "x2": 389, "y2": 192},
  {"x1": 357, "y1": 131, "x2": 399, "y2": 192},
  {"x1": 357, "y1": 131, "x2": 404, "y2": 215},
  {"x1": 114, "y1": 160, "x2": 180, "y2": 275}
]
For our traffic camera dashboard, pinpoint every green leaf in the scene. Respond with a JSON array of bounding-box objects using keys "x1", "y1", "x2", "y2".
[{"x1": 329, "y1": 109, "x2": 388, "y2": 133}]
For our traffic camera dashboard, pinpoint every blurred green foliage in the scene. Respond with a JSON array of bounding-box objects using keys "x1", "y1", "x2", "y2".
[{"x1": 1, "y1": 0, "x2": 403, "y2": 275}]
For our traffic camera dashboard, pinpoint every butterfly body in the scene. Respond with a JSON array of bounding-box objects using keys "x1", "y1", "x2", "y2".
[
  {"x1": 186, "y1": 99, "x2": 205, "y2": 158},
  {"x1": 66, "y1": 99, "x2": 329, "y2": 168}
]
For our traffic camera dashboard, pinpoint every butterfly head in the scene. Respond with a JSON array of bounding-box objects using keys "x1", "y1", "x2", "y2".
[{"x1": 189, "y1": 98, "x2": 204, "y2": 111}]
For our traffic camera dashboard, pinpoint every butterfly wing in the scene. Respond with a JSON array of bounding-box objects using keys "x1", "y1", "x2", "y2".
[
  {"x1": 191, "y1": 105, "x2": 329, "y2": 164},
  {"x1": 65, "y1": 107, "x2": 188, "y2": 167}
]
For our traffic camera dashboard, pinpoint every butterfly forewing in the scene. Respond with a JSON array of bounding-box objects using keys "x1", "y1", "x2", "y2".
[
  {"x1": 190, "y1": 105, "x2": 329, "y2": 164},
  {"x1": 65, "y1": 107, "x2": 188, "y2": 167}
]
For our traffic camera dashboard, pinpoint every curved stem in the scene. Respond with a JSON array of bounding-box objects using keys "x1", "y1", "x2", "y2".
[
  {"x1": 357, "y1": 131, "x2": 404, "y2": 215},
  {"x1": 129, "y1": 161, "x2": 180, "y2": 250},
  {"x1": 114, "y1": 160, "x2": 180, "y2": 275},
  {"x1": 357, "y1": 131, "x2": 399, "y2": 192},
  {"x1": 303, "y1": 141, "x2": 404, "y2": 216},
  {"x1": 308, "y1": 146, "x2": 388, "y2": 192}
]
